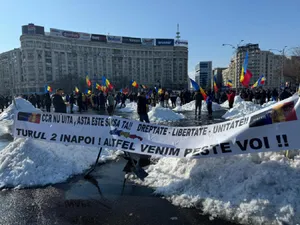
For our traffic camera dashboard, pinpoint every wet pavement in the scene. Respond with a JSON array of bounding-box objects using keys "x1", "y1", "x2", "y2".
[
  {"x1": 0, "y1": 158, "x2": 236, "y2": 225},
  {"x1": 0, "y1": 106, "x2": 237, "y2": 225}
]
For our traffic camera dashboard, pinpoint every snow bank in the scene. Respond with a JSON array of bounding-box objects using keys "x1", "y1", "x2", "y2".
[
  {"x1": 0, "y1": 97, "x2": 40, "y2": 121},
  {"x1": 115, "y1": 102, "x2": 137, "y2": 113},
  {"x1": 134, "y1": 153, "x2": 300, "y2": 225},
  {"x1": 221, "y1": 95, "x2": 244, "y2": 108},
  {"x1": 222, "y1": 100, "x2": 276, "y2": 120},
  {"x1": 149, "y1": 106, "x2": 185, "y2": 122},
  {"x1": 0, "y1": 97, "x2": 120, "y2": 188},
  {"x1": 0, "y1": 138, "x2": 120, "y2": 188},
  {"x1": 173, "y1": 100, "x2": 223, "y2": 112}
]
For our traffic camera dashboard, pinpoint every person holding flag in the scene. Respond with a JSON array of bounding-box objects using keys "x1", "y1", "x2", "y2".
[{"x1": 190, "y1": 78, "x2": 204, "y2": 116}]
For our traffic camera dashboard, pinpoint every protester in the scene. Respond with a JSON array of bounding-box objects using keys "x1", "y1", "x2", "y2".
[
  {"x1": 29, "y1": 94, "x2": 36, "y2": 107},
  {"x1": 0, "y1": 95, "x2": 4, "y2": 112},
  {"x1": 52, "y1": 88, "x2": 67, "y2": 113},
  {"x1": 107, "y1": 93, "x2": 115, "y2": 116},
  {"x1": 121, "y1": 93, "x2": 126, "y2": 108},
  {"x1": 272, "y1": 88, "x2": 279, "y2": 101},
  {"x1": 227, "y1": 90, "x2": 235, "y2": 109},
  {"x1": 279, "y1": 87, "x2": 292, "y2": 100},
  {"x1": 69, "y1": 93, "x2": 75, "y2": 114},
  {"x1": 194, "y1": 90, "x2": 203, "y2": 116},
  {"x1": 137, "y1": 92, "x2": 150, "y2": 123},
  {"x1": 44, "y1": 92, "x2": 52, "y2": 112},
  {"x1": 206, "y1": 90, "x2": 213, "y2": 117}
]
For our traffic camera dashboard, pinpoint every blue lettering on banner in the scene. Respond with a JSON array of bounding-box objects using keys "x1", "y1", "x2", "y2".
[
  {"x1": 155, "y1": 39, "x2": 174, "y2": 46},
  {"x1": 107, "y1": 35, "x2": 122, "y2": 43}
]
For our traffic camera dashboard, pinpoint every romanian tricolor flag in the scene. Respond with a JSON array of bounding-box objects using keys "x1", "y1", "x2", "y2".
[
  {"x1": 227, "y1": 80, "x2": 233, "y2": 88},
  {"x1": 251, "y1": 75, "x2": 266, "y2": 89},
  {"x1": 101, "y1": 86, "x2": 108, "y2": 93},
  {"x1": 86, "y1": 75, "x2": 92, "y2": 87},
  {"x1": 158, "y1": 88, "x2": 163, "y2": 95},
  {"x1": 200, "y1": 87, "x2": 207, "y2": 101},
  {"x1": 213, "y1": 76, "x2": 218, "y2": 93},
  {"x1": 102, "y1": 76, "x2": 113, "y2": 90},
  {"x1": 131, "y1": 80, "x2": 139, "y2": 88},
  {"x1": 45, "y1": 85, "x2": 52, "y2": 93},
  {"x1": 240, "y1": 51, "x2": 253, "y2": 87},
  {"x1": 75, "y1": 87, "x2": 79, "y2": 93},
  {"x1": 96, "y1": 83, "x2": 101, "y2": 90},
  {"x1": 86, "y1": 89, "x2": 92, "y2": 95},
  {"x1": 141, "y1": 85, "x2": 147, "y2": 89}
]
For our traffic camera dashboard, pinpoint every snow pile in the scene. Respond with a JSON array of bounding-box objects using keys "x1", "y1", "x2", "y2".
[
  {"x1": 0, "y1": 97, "x2": 40, "y2": 121},
  {"x1": 116, "y1": 102, "x2": 137, "y2": 113},
  {"x1": 222, "y1": 100, "x2": 276, "y2": 120},
  {"x1": 149, "y1": 106, "x2": 185, "y2": 122},
  {"x1": 134, "y1": 153, "x2": 300, "y2": 225},
  {"x1": 221, "y1": 95, "x2": 244, "y2": 108},
  {"x1": 173, "y1": 100, "x2": 223, "y2": 112},
  {"x1": 0, "y1": 138, "x2": 120, "y2": 188}
]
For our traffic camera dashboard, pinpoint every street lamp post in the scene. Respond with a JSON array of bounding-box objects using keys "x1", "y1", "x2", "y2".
[
  {"x1": 269, "y1": 46, "x2": 287, "y2": 87},
  {"x1": 222, "y1": 40, "x2": 244, "y2": 88}
]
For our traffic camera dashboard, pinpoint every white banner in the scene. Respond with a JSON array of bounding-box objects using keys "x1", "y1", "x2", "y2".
[
  {"x1": 107, "y1": 35, "x2": 122, "y2": 44},
  {"x1": 174, "y1": 39, "x2": 188, "y2": 47},
  {"x1": 141, "y1": 38, "x2": 154, "y2": 46},
  {"x1": 50, "y1": 28, "x2": 90, "y2": 41},
  {"x1": 13, "y1": 95, "x2": 300, "y2": 159}
]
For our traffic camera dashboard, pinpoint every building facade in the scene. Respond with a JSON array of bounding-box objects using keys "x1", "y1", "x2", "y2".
[
  {"x1": 0, "y1": 23, "x2": 189, "y2": 95},
  {"x1": 195, "y1": 61, "x2": 212, "y2": 89},
  {"x1": 235, "y1": 44, "x2": 282, "y2": 89},
  {"x1": 212, "y1": 67, "x2": 227, "y2": 89}
]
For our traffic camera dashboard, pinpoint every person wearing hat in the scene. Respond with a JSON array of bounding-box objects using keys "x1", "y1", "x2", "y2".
[{"x1": 52, "y1": 88, "x2": 67, "y2": 113}]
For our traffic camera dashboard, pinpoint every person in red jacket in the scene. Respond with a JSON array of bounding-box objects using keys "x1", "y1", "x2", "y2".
[{"x1": 227, "y1": 90, "x2": 236, "y2": 109}]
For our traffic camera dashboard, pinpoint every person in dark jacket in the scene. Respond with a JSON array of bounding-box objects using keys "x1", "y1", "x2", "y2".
[
  {"x1": 0, "y1": 95, "x2": 4, "y2": 112},
  {"x1": 44, "y1": 92, "x2": 52, "y2": 112},
  {"x1": 137, "y1": 92, "x2": 150, "y2": 123},
  {"x1": 77, "y1": 92, "x2": 83, "y2": 113},
  {"x1": 206, "y1": 90, "x2": 213, "y2": 118},
  {"x1": 279, "y1": 88, "x2": 292, "y2": 101},
  {"x1": 29, "y1": 94, "x2": 37, "y2": 107},
  {"x1": 272, "y1": 88, "x2": 279, "y2": 101},
  {"x1": 52, "y1": 88, "x2": 66, "y2": 113},
  {"x1": 194, "y1": 91, "x2": 203, "y2": 116},
  {"x1": 70, "y1": 93, "x2": 75, "y2": 113},
  {"x1": 227, "y1": 90, "x2": 235, "y2": 108}
]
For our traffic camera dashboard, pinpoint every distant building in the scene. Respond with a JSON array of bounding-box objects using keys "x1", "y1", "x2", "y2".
[
  {"x1": 235, "y1": 44, "x2": 281, "y2": 89},
  {"x1": 0, "y1": 23, "x2": 189, "y2": 95},
  {"x1": 212, "y1": 67, "x2": 227, "y2": 89},
  {"x1": 195, "y1": 61, "x2": 212, "y2": 89}
]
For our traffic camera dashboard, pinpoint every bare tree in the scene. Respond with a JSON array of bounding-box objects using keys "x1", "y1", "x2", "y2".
[{"x1": 283, "y1": 47, "x2": 300, "y2": 85}]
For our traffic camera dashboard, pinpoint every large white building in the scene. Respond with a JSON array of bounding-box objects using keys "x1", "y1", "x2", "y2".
[
  {"x1": 223, "y1": 44, "x2": 282, "y2": 89},
  {"x1": 195, "y1": 61, "x2": 212, "y2": 89},
  {"x1": 0, "y1": 23, "x2": 189, "y2": 95}
]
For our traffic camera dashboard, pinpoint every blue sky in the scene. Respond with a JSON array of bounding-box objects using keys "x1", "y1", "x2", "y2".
[{"x1": 1, "y1": 0, "x2": 300, "y2": 77}]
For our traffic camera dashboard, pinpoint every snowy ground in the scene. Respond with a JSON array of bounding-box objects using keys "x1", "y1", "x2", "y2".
[
  {"x1": 220, "y1": 96, "x2": 244, "y2": 108},
  {"x1": 134, "y1": 153, "x2": 300, "y2": 225},
  {"x1": 222, "y1": 99, "x2": 276, "y2": 120},
  {"x1": 148, "y1": 106, "x2": 185, "y2": 122},
  {"x1": 173, "y1": 100, "x2": 223, "y2": 112},
  {"x1": 0, "y1": 98, "x2": 120, "y2": 188},
  {"x1": 132, "y1": 96, "x2": 300, "y2": 225}
]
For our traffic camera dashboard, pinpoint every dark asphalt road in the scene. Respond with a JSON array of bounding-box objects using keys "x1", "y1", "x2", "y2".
[{"x1": 0, "y1": 158, "x2": 236, "y2": 225}]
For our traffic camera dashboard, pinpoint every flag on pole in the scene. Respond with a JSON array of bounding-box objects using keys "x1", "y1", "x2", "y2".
[
  {"x1": 102, "y1": 76, "x2": 113, "y2": 90},
  {"x1": 131, "y1": 80, "x2": 139, "y2": 88},
  {"x1": 200, "y1": 87, "x2": 207, "y2": 101},
  {"x1": 213, "y1": 76, "x2": 218, "y2": 92},
  {"x1": 141, "y1": 85, "x2": 147, "y2": 89},
  {"x1": 75, "y1": 87, "x2": 79, "y2": 93},
  {"x1": 189, "y1": 78, "x2": 200, "y2": 91},
  {"x1": 240, "y1": 51, "x2": 253, "y2": 87},
  {"x1": 44, "y1": 85, "x2": 52, "y2": 93},
  {"x1": 227, "y1": 80, "x2": 233, "y2": 88},
  {"x1": 96, "y1": 83, "x2": 101, "y2": 90},
  {"x1": 86, "y1": 75, "x2": 92, "y2": 87},
  {"x1": 251, "y1": 75, "x2": 266, "y2": 89}
]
